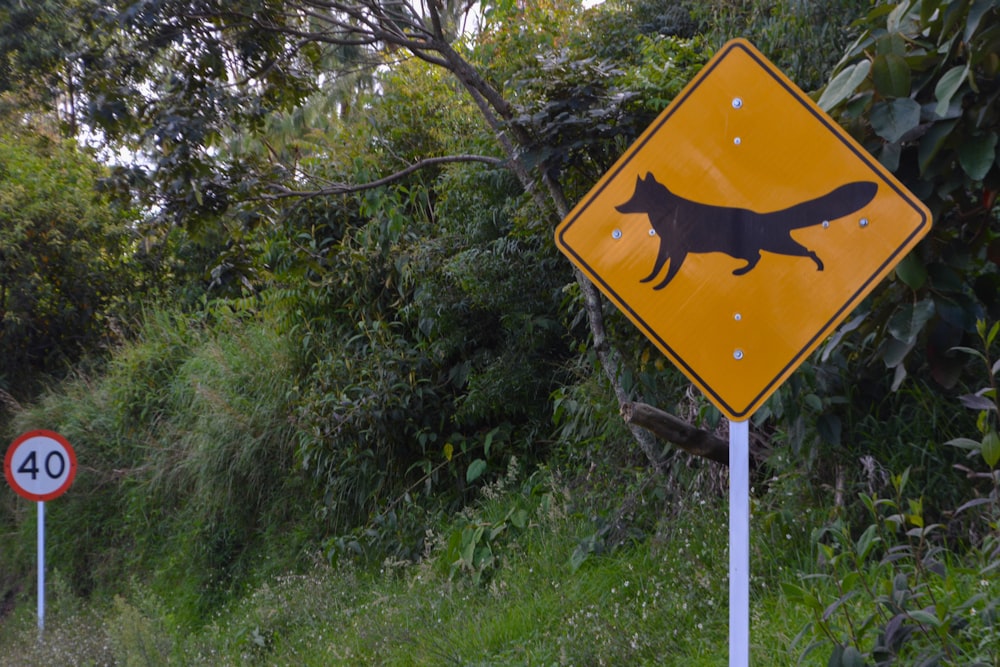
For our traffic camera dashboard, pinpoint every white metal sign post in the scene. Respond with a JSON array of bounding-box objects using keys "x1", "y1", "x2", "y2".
[
  {"x1": 729, "y1": 420, "x2": 750, "y2": 665},
  {"x1": 4, "y1": 430, "x2": 77, "y2": 634}
]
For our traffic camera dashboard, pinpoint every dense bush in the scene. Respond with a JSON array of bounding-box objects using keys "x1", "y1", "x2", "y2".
[{"x1": 0, "y1": 129, "x2": 133, "y2": 400}]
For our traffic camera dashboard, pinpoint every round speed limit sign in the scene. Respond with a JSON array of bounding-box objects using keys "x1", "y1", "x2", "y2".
[{"x1": 4, "y1": 431, "x2": 77, "y2": 502}]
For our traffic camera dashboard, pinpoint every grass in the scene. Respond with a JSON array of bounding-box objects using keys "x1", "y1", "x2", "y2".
[
  {"x1": 4, "y1": 462, "x2": 999, "y2": 665},
  {"x1": 0, "y1": 468, "x2": 823, "y2": 666}
]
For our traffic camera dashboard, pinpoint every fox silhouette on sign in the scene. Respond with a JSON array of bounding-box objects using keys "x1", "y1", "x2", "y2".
[{"x1": 616, "y1": 172, "x2": 879, "y2": 290}]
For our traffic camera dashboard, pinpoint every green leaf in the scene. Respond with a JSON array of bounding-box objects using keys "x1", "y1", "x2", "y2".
[
  {"x1": 871, "y1": 98, "x2": 921, "y2": 142},
  {"x1": 958, "y1": 132, "x2": 998, "y2": 181},
  {"x1": 945, "y1": 437, "x2": 982, "y2": 451},
  {"x1": 780, "y1": 581, "x2": 807, "y2": 603},
  {"x1": 855, "y1": 524, "x2": 880, "y2": 560},
  {"x1": 818, "y1": 61, "x2": 872, "y2": 112},
  {"x1": 981, "y1": 431, "x2": 1000, "y2": 469},
  {"x1": 822, "y1": 589, "x2": 859, "y2": 621},
  {"x1": 934, "y1": 64, "x2": 968, "y2": 118},
  {"x1": 466, "y1": 458, "x2": 487, "y2": 483},
  {"x1": 840, "y1": 645, "x2": 865, "y2": 667},
  {"x1": 895, "y1": 253, "x2": 927, "y2": 289},
  {"x1": 883, "y1": 336, "x2": 916, "y2": 368},
  {"x1": 483, "y1": 427, "x2": 498, "y2": 457},
  {"x1": 918, "y1": 120, "x2": 958, "y2": 174},
  {"x1": 965, "y1": 0, "x2": 994, "y2": 43},
  {"x1": 888, "y1": 299, "x2": 935, "y2": 344},
  {"x1": 986, "y1": 321, "x2": 999, "y2": 348},
  {"x1": 908, "y1": 608, "x2": 943, "y2": 628},
  {"x1": 872, "y1": 53, "x2": 911, "y2": 98}
]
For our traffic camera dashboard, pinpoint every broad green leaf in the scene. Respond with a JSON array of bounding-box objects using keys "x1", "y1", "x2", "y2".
[
  {"x1": 883, "y1": 336, "x2": 916, "y2": 368},
  {"x1": 908, "y1": 608, "x2": 943, "y2": 627},
  {"x1": 920, "y1": 0, "x2": 940, "y2": 24},
  {"x1": 966, "y1": 0, "x2": 994, "y2": 42},
  {"x1": 934, "y1": 64, "x2": 968, "y2": 118},
  {"x1": 779, "y1": 581, "x2": 807, "y2": 603},
  {"x1": 872, "y1": 53, "x2": 911, "y2": 98},
  {"x1": 895, "y1": 253, "x2": 927, "y2": 289},
  {"x1": 888, "y1": 299, "x2": 935, "y2": 343},
  {"x1": 870, "y1": 98, "x2": 921, "y2": 142},
  {"x1": 981, "y1": 431, "x2": 1000, "y2": 469},
  {"x1": 940, "y1": 0, "x2": 968, "y2": 41},
  {"x1": 483, "y1": 426, "x2": 498, "y2": 457},
  {"x1": 958, "y1": 132, "x2": 998, "y2": 181},
  {"x1": 840, "y1": 645, "x2": 864, "y2": 667},
  {"x1": 855, "y1": 524, "x2": 880, "y2": 560},
  {"x1": 880, "y1": 141, "x2": 901, "y2": 170},
  {"x1": 918, "y1": 119, "x2": 958, "y2": 174},
  {"x1": 875, "y1": 32, "x2": 906, "y2": 56},
  {"x1": 466, "y1": 458, "x2": 487, "y2": 483},
  {"x1": 818, "y1": 61, "x2": 872, "y2": 111},
  {"x1": 945, "y1": 437, "x2": 982, "y2": 451},
  {"x1": 987, "y1": 321, "x2": 999, "y2": 348}
]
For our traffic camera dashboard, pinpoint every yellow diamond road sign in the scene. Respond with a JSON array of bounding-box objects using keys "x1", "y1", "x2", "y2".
[{"x1": 555, "y1": 39, "x2": 932, "y2": 421}]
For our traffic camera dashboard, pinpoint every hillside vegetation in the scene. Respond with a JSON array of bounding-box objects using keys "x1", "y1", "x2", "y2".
[{"x1": 1, "y1": 0, "x2": 1000, "y2": 664}]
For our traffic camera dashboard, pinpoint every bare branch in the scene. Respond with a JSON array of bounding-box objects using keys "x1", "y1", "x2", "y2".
[{"x1": 262, "y1": 154, "x2": 505, "y2": 199}]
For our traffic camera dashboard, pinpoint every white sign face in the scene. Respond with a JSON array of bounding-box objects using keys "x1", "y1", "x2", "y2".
[{"x1": 4, "y1": 431, "x2": 77, "y2": 502}]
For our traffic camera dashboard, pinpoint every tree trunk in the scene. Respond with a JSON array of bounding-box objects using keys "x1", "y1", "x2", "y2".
[{"x1": 620, "y1": 402, "x2": 729, "y2": 466}]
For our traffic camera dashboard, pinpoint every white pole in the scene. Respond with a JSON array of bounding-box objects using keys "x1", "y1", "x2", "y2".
[
  {"x1": 729, "y1": 419, "x2": 749, "y2": 666},
  {"x1": 38, "y1": 500, "x2": 45, "y2": 636}
]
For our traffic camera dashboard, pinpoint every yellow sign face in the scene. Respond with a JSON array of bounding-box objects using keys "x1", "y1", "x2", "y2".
[{"x1": 555, "y1": 39, "x2": 931, "y2": 421}]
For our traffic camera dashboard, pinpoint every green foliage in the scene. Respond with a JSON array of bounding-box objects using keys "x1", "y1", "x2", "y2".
[
  {"x1": 691, "y1": 0, "x2": 870, "y2": 91},
  {"x1": 509, "y1": 34, "x2": 712, "y2": 191},
  {"x1": 817, "y1": 0, "x2": 1000, "y2": 388},
  {"x1": 3, "y1": 305, "x2": 318, "y2": 621},
  {"x1": 787, "y1": 322, "x2": 1000, "y2": 666},
  {"x1": 787, "y1": 469, "x2": 1000, "y2": 666},
  {"x1": 0, "y1": 128, "x2": 132, "y2": 397},
  {"x1": 255, "y1": 53, "x2": 575, "y2": 562},
  {"x1": 0, "y1": 467, "x2": 750, "y2": 665},
  {"x1": 946, "y1": 320, "x2": 1000, "y2": 529}
]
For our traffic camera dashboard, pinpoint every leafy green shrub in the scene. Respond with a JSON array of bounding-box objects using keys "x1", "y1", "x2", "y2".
[
  {"x1": 786, "y1": 322, "x2": 1000, "y2": 665},
  {"x1": 0, "y1": 128, "x2": 133, "y2": 399},
  {"x1": 786, "y1": 468, "x2": 1000, "y2": 666}
]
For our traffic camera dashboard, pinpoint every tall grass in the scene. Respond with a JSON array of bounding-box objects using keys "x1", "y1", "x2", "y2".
[
  {"x1": 0, "y1": 305, "x2": 320, "y2": 622},
  {"x1": 0, "y1": 465, "x2": 818, "y2": 665}
]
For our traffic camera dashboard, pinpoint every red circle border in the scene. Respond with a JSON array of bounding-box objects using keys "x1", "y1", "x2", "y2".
[{"x1": 4, "y1": 430, "x2": 78, "y2": 502}]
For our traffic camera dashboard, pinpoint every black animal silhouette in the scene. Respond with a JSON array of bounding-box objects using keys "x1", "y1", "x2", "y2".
[{"x1": 615, "y1": 173, "x2": 879, "y2": 290}]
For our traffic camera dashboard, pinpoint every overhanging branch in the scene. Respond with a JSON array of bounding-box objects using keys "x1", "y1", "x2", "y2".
[{"x1": 262, "y1": 154, "x2": 506, "y2": 199}]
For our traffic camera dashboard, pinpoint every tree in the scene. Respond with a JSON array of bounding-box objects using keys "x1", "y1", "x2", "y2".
[
  {"x1": 0, "y1": 127, "x2": 131, "y2": 399},
  {"x1": 28, "y1": 0, "x2": 707, "y2": 465},
  {"x1": 816, "y1": 0, "x2": 1000, "y2": 392}
]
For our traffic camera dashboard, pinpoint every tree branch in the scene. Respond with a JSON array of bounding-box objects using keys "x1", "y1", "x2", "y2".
[
  {"x1": 262, "y1": 154, "x2": 506, "y2": 198},
  {"x1": 621, "y1": 402, "x2": 729, "y2": 466}
]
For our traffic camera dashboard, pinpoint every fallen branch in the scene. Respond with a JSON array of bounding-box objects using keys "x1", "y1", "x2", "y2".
[{"x1": 621, "y1": 401, "x2": 729, "y2": 466}]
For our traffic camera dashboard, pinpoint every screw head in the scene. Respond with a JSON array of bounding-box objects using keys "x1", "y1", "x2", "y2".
[
  {"x1": 732, "y1": 97, "x2": 743, "y2": 109},
  {"x1": 612, "y1": 229, "x2": 622, "y2": 239},
  {"x1": 859, "y1": 218, "x2": 869, "y2": 228},
  {"x1": 648, "y1": 229, "x2": 656, "y2": 236},
  {"x1": 733, "y1": 349, "x2": 744, "y2": 360}
]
